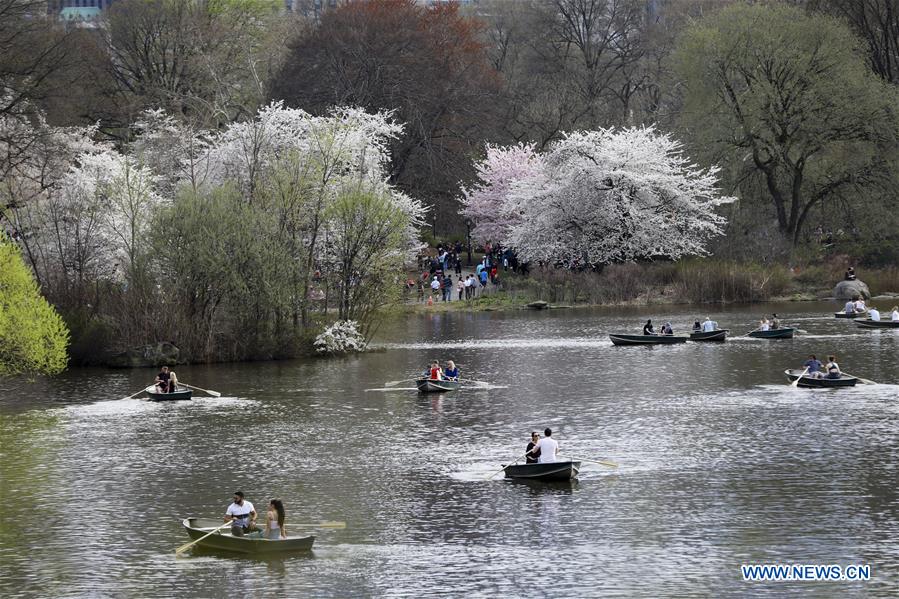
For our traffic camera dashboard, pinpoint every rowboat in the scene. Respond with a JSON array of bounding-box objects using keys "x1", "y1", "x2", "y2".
[
  {"x1": 503, "y1": 461, "x2": 581, "y2": 482},
  {"x1": 747, "y1": 327, "x2": 794, "y2": 339},
  {"x1": 784, "y1": 369, "x2": 858, "y2": 388},
  {"x1": 145, "y1": 385, "x2": 192, "y2": 401},
  {"x1": 181, "y1": 518, "x2": 314, "y2": 554},
  {"x1": 834, "y1": 311, "x2": 866, "y2": 319},
  {"x1": 609, "y1": 334, "x2": 688, "y2": 346},
  {"x1": 855, "y1": 319, "x2": 899, "y2": 329},
  {"x1": 689, "y1": 329, "x2": 728, "y2": 342},
  {"x1": 416, "y1": 378, "x2": 462, "y2": 392}
]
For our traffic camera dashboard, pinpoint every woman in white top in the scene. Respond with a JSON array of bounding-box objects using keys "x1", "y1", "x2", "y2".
[
  {"x1": 758, "y1": 318, "x2": 770, "y2": 331},
  {"x1": 265, "y1": 499, "x2": 287, "y2": 540},
  {"x1": 891, "y1": 306, "x2": 899, "y2": 321}
]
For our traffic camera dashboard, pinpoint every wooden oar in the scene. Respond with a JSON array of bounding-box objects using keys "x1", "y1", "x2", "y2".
[
  {"x1": 182, "y1": 383, "x2": 221, "y2": 397},
  {"x1": 120, "y1": 388, "x2": 149, "y2": 401},
  {"x1": 791, "y1": 367, "x2": 809, "y2": 388},
  {"x1": 175, "y1": 520, "x2": 232, "y2": 555},
  {"x1": 843, "y1": 372, "x2": 877, "y2": 385},
  {"x1": 487, "y1": 453, "x2": 529, "y2": 479},
  {"x1": 571, "y1": 457, "x2": 619, "y2": 468}
]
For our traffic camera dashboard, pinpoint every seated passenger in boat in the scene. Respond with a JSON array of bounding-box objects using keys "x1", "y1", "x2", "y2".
[
  {"x1": 428, "y1": 361, "x2": 443, "y2": 380},
  {"x1": 692, "y1": 320, "x2": 702, "y2": 333},
  {"x1": 854, "y1": 298, "x2": 867, "y2": 312},
  {"x1": 265, "y1": 499, "x2": 287, "y2": 540},
  {"x1": 824, "y1": 356, "x2": 841, "y2": 379},
  {"x1": 660, "y1": 322, "x2": 673, "y2": 335},
  {"x1": 869, "y1": 307, "x2": 881, "y2": 321},
  {"x1": 891, "y1": 306, "x2": 899, "y2": 321},
  {"x1": 643, "y1": 319, "x2": 654, "y2": 335},
  {"x1": 844, "y1": 300, "x2": 857, "y2": 314},
  {"x1": 759, "y1": 318, "x2": 770, "y2": 331},
  {"x1": 701, "y1": 317, "x2": 718, "y2": 332},
  {"x1": 771, "y1": 313, "x2": 780, "y2": 329},
  {"x1": 168, "y1": 371, "x2": 179, "y2": 393},
  {"x1": 443, "y1": 360, "x2": 459, "y2": 381},
  {"x1": 525, "y1": 431, "x2": 541, "y2": 464}
]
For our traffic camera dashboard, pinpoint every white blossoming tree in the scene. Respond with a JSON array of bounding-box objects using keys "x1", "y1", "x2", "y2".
[
  {"x1": 464, "y1": 127, "x2": 735, "y2": 267},
  {"x1": 460, "y1": 143, "x2": 543, "y2": 246}
]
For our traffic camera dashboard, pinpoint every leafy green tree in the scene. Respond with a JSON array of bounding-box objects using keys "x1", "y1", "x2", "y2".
[
  {"x1": 674, "y1": 3, "x2": 899, "y2": 246},
  {"x1": 0, "y1": 241, "x2": 69, "y2": 377}
]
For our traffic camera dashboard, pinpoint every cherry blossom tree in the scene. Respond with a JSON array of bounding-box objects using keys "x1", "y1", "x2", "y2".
[
  {"x1": 460, "y1": 143, "x2": 543, "y2": 245},
  {"x1": 463, "y1": 127, "x2": 734, "y2": 266}
]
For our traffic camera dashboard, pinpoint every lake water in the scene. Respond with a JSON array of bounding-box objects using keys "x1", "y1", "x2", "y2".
[{"x1": 2, "y1": 302, "x2": 898, "y2": 597}]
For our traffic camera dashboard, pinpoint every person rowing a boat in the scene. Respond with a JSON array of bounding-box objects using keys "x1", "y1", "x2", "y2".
[
  {"x1": 533, "y1": 428, "x2": 559, "y2": 464},
  {"x1": 224, "y1": 491, "x2": 258, "y2": 537},
  {"x1": 891, "y1": 306, "x2": 899, "y2": 321},
  {"x1": 844, "y1": 299, "x2": 859, "y2": 315},
  {"x1": 803, "y1": 355, "x2": 824, "y2": 379},
  {"x1": 525, "y1": 431, "x2": 541, "y2": 464},
  {"x1": 758, "y1": 317, "x2": 770, "y2": 332},
  {"x1": 444, "y1": 360, "x2": 460, "y2": 381},
  {"x1": 427, "y1": 361, "x2": 443, "y2": 380},
  {"x1": 869, "y1": 306, "x2": 881, "y2": 321},
  {"x1": 154, "y1": 366, "x2": 172, "y2": 393},
  {"x1": 701, "y1": 317, "x2": 718, "y2": 332},
  {"x1": 771, "y1": 314, "x2": 780, "y2": 329},
  {"x1": 854, "y1": 298, "x2": 867, "y2": 312},
  {"x1": 660, "y1": 322, "x2": 673, "y2": 335},
  {"x1": 643, "y1": 320, "x2": 654, "y2": 335}
]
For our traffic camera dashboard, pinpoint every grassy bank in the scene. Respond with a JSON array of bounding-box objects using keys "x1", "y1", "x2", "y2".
[{"x1": 403, "y1": 261, "x2": 899, "y2": 312}]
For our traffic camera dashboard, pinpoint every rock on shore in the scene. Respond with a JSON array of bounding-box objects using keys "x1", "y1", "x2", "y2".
[{"x1": 832, "y1": 279, "x2": 871, "y2": 301}]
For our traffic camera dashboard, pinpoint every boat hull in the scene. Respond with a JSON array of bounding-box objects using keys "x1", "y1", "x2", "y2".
[
  {"x1": 415, "y1": 378, "x2": 462, "y2": 393},
  {"x1": 784, "y1": 369, "x2": 858, "y2": 388},
  {"x1": 748, "y1": 328, "x2": 795, "y2": 339},
  {"x1": 182, "y1": 518, "x2": 314, "y2": 554},
  {"x1": 689, "y1": 329, "x2": 728, "y2": 342},
  {"x1": 145, "y1": 385, "x2": 192, "y2": 401},
  {"x1": 503, "y1": 461, "x2": 581, "y2": 481},
  {"x1": 834, "y1": 311, "x2": 866, "y2": 319},
  {"x1": 855, "y1": 319, "x2": 899, "y2": 329},
  {"x1": 609, "y1": 334, "x2": 688, "y2": 346}
]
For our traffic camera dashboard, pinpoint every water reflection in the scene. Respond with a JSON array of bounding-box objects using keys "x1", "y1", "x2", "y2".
[{"x1": 1, "y1": 301, "x2": 898, "y2": 596}]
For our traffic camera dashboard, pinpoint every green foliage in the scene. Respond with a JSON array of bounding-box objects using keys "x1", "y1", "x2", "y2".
[
  {"x1": 0, "y1": 241, "x2": 69, "y2": 377},
  {"x1": 153, "y1": 185, "x2": 295, "y2": 361},
  {"x1": 674, "y1": 3, "x2": 899, "y2": 246}
]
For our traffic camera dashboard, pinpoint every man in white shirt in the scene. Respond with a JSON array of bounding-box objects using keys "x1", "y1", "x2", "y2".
[
  {"x1": 701, "y1": 317, "x2": 718, "y2": 332},
  {"x1": 868, "y1": 307, "x2": 881, "y2": 321},
  {"x1": 532, "y1": 428, "x2": 559, "y2": 464},
  {"x1": 225, "y1": 491, "x2": 257, "y2": 537},
  {"x1": 891, "y1": 307, "x2": 899, "y2": 321}
]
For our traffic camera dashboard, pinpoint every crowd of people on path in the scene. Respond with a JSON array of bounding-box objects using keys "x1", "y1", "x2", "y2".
[
  {"x1": 407, "y1": 241, "x2": 527, "y2": 303},
  {"x1": 225, "y1": 491, "x2": 287, "y2": 540}
]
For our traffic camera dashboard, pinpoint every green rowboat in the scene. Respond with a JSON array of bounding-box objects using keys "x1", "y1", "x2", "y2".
[{"x1": 181, "y1": 518, "x2": 314, "y2": 554}]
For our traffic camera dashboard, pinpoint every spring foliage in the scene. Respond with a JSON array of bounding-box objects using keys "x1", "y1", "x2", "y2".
[
  {"x1": 0, "y1": 241, "x2": 69, "y2": 376},
  {"x1": 462, "y1": 127, "x2": 734, "y2": 266}
]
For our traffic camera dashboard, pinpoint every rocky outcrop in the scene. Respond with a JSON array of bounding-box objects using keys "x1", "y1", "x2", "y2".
[
  {"x1": 832, "y1": 279, "x2": 871, "y2": 301},
  {"x1": 106, "y1": 342, "x2": 180, "y2": 368},
  {"x1": 526, "y1": 300, "x2": 549, "y2": 310}
]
